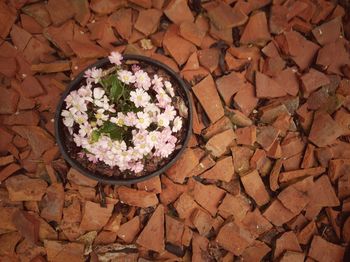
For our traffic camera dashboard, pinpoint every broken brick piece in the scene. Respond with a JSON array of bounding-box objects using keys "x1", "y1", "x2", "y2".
[
  {"x1": 166, "y1": 148, "x2": 199, "y2": 184},
  {"x1": 263, "y1": 199, "x2": 295, "y2": 226},
  {"x1": 256, "y1": 71, "x2": 287, "y2": 98},
  {"x1": 279, "y1": 251, "x2": 305, "y2": 262},
  {"x1": 279, "y1": 166, "x2": 325, "y2": 183},
  {"x1": 236, "y1": 126, "x2": 256, "y2": 146},
  {"x1": 40, "y1": 183, "x2": 64, "y2": 223},
  {"x1": 117, "y1": 216, "x2": 140, "y2": 244},
  {"x1": 297, "y1": 220, "x2": 317, "y2": 245},
  {"x1": 308, "y1": 236, "x2": 345, "y2": 262},
  {"x1": 312, "y1": 17, "x2": 342, "y2": 46},
  {"x1": 46, "y1": 0, "x2": 74, "y2": 26},
  {"x1": 233, "y1": 83, "x2": 259, "y2": 116},
  {"x1": 193, "y1": 181, "x2": 225, "y2": 216},
  {"x1": 44, "y1": 240, "x2": 84, "y2": 262},
  {"x1": 277, "y1": 185, "x2": 310, "y2": 214},
  {"x1": 134, "y1": 9, "x2": 162, "y2": 36},
  {"x1": 200, "y1": 156, "x2": 234, "y2": 182},
  {"x1": 205, "y1": 129, "x2": 236, "y2": 158},
  {"x1": 136, "y1": 204, "x2": 165, "y2": 253},
  {"x1": 5, "y1": 175, "x2": 47, "y2": 201},
  {"x1": 216, "y1": 72, "x2": 247, "y2": 106},
  {"x1": 241, "y1": 240, "x2": 271, "y2": 262},
  {"x1": 308, "y1": 111, "x2": 343, "y2": 147},
  {"x1": 67, "y1": 168, "x2": 98, "y2": 187},
  {"x1": 13, "y1": 210, "x2": 40, "y2": 244},
  {"x1": 301, "y1": 68, "x2": 330, "y2": 96},
  {"x1": 241, "y1": 170, "x2": 270, "y2": 206},
  {"x1": 215, "y1": 220, "x2": 254, "y2": 256},
  {"x1": 174, "y1": 193, "x2": 200, "y2": 223},
  {"x1": 117, "y1": 186, "x2": 158, "y2": 208},
  {"x1": 191, "y1": 208, "x2": 213, "y2": 236},
  {"x1": 240, "y1": 12, "x2": 271, "y2": 46},
  {"x1": 241, "y1": 209, "x2": 272, "y2": 238},
  {"x1": 231, "y1": 146, "x2": 254, "y2": 175},
  {"x1": 227, "y1": 108, "x2": 253, "y2": 127},
  {"x1": 79, "y1": 201, "x2": 113, "y2": 231},
  {"x1": 179, "y1": 21, "x2": 205, "y2": 46},
  {"x1": 274, "y1": 231, "x2": 302, "y2": 259},
  {"x1": 192, "y1": 74, "x2": 224, "y2": 123},
  {"x1": 0, "y1": 2, "x2": 17, "y2": 39},
  {"x1": 165, "y1": 215, "x2": 184, "y2": 246},
  {"x1": 256, "y1": 125, "x2": 280, "y2": 151},
  {"x1": 0, "y1": 163, "x2": 21, "y2": 182},
  {"x1": 159, "y1": 175, "x2": 187, "y2": 205},
  {"x1": 218, "y1": 193, "x2": 251, "y2": 221},
  {"x1": 164, "y1": 0, "x2": 194, "y2": 25}
]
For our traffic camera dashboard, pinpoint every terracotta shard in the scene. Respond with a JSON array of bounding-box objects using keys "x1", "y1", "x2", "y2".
[
  {"x1": 205, "y1": 129, "x2": 236, "y2": 158},
  {"x1": 164, "y1": 0, "x2": 194, "y2": 25},
  {"x1": 79, "y1": 201, "x2": 114, "y2": 231},
  {"x1": 241, "y1": 12, "x2": 271, "y2": 46},
  {"x1": 5, "y1": 175, "x2": 47, "y2": 201},
  {"x1": 308, "y1": 236, "x2": 345, "y2": 262},
  {"x1": 256, "y1": 71, "x2": 287, "y2": 98},
  {"x1": 241, "y1": 170, "x2": 270, "y2": 206},
  {"x1": 117, "y1": 186, "x2": 158, "y2": 208},
  {"x1": 134, "y1": 9, "x2": 162, "y2": 36}
]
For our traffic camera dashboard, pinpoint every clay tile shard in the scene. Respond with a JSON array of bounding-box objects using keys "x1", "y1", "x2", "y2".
[
  {"x1": 68, "y1": 40, "x2": 107, "y2": 59},
  {"x1": 71, "y1": 0, "x2": 90, "y2": 26},
  {"x1": 241, "y1": 240, "x2": 271, "y2": 262},
  {"x1": 240, "y1": 12, "x2": 271, "y2": 46},
  {"x1": 233, "y1": 84, "x2": 259, "y2": 116},
  {"x1": 0, "y1": 231, "x2": 22, "y2": 256},
  {"x1": 117, "y1": 216, "x2": 140, "y2": 243},
  {"x1": 205, "y1": 129, "x2": 236, "y2": 158},
  {"x1": 309, "y1": 175, "x2": 340, "y2": 208},
  {"x1": 31, "y1": 61, "x2": 71, "y2": 73},
  {"x1": 274, "y1": 68, "x2": 300, "y2": 96},
  {"x1": 166, "y1": 148, "x2": 199, "y2": 184},
  {"x1": 0, "y1": 1, "x2": 17, "y2": 39},
  {"x1": 21, "y1": 75, "x2": 45, "y2": 98},
  {"x1": 191, "y1": 208, "x2": 213, "y2": 236},
  {"x1": 165, "y1": 215, "x2": 184, "y2": 246},
  {"x1": 0, "y1": 162, "x2": 21, "y2": 182},
  {"x1": 197, "y1": 48, "x2": 220, "y2": 73},
  {"x1": 10, "y1": 25, "x2": 32, "y2": 52},
  {"x1": 277, "y1": 185, "x2": 310, "y2": 214},
  {"x1": 22, "y1": 3, "x2": 52, "y2": 27},
  {"x1": 5, "y1": 175, "x2": 47, "y2": 201},
  {"x1": 0, "y1": 57, "x2": 17, "y2": 78},
  {"x1": 308, "y1": 236, "x2": 345, "y2": 262},
  {"x1": 201, "y1": 116, "x2": 232, "y2": 140},
  {"x1": 241, "y1": 209, "x2": 273, "y2": 238},
  {"x1": 201, "y1": 156, "x2": 234, "y2": 182},
  {"x1": 216, "y1": 72, "x2": 247, "y2": 105},
  {"x1": 256, "y1": 72, "x2": 287, "y2": 98},
  {"x1": 312, "y1": 17, "x2": 342, "y2": 46},
  {"x1": 301, "y1": 68, "x2": 330, "y2": 96},
  {"x1": 279, "y1": 166, "x2": 325, "y2": 183},
  {"x1": 215, "y1": 220, "x2": 255, "y2": 256},
  {"x1": 117, "y1": 186, "x2": 158, "y2": 208},
  {"x1": 192, "y1": 74, "x2": 224, "y2": 123},
  {"x1": 284, "y1": 31, "x2": 319, "y2": 70},
  {"x1": 67, "y1": 168, "x2": 98, "y2": 187},
  {"x1": 109, "y1": 8, "x2": 132, "y2": 40},
  {"x1": 263, "y1": 199, "x2": 295, "y2": 226},
  {"x1": 12, "y1": 125, "x2": 54, "y2": 158},
  {"x1": 40, "y1": 183, "x2": 64, "y2": 223},
  {"x1": 90, "y1": 0, "x2": 124, "y2": 15},
  {"x1": 207, "y1": 2, "x2": 246, "y2": 29},
  {"x1": 163, "y1": 25, "x2": 196, "y2": 66},
  {"x1": 13, "y1": 210, "x2": 40, "y2": 244},
  {"x1": 256, "y1": 125, "x2": 280, "y2": 151},
  {"x1": 179, "y1": 21, "x2": 206, "y2": 47},
  {"x1": 164, "y1": 0, "x2": 194, "y2": 25},
  {"x1": 159, "y1": 175, "x2": 186, "y2": 205},
  {"x1": 297, "y1": 220, "x2": 317, "y2": 245},
  {"x1": 193, "y1": 181, "x2": 225, "y2": 216},
  {"x1": 316, "y1": 39, "x2": 350, "y2": 75},
  {"x1": 79, "y1": 201, "x2": 113, "y2": 231},
  {"x1": 46, "y1": 0, "x2": 75, "y2": 26},
  {"x1": 241, "y1": 170, "x2": 270, "y2": 206},
  {"x1": 218, "y1": 193, "x2": 251, "y2": 221},
  {"x1": 129, "y1": 0, "x2": 152, "y2": 8},
  {"x1": 308, "y1": 111, "x2": 343, "y2": 147},
  {"x1": 44, "y1": 240, "x2": 85, "y2": 262},
  {"x1": 134, "y1": 9, "x2": 162, "y2": 36},
  {"x1": 274, "y1": 231, "x2": 302, "y2": 259},
  {"x1": 136, "y1": 204, "x2": 165, "y2": 253}
]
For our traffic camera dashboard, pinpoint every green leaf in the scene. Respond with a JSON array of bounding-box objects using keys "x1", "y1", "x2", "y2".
[
  {"x1": 90, "y1": 130, "x2": 101, "y2": 143},
  {"x1": 110, "y1": 79, "x2": 124, "y2": 103},
  {"x1": 98, "y1": 121, "x2": 124, "y2": 141}
]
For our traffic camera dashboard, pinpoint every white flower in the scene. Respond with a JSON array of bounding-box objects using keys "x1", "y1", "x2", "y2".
[
  {"x1": 144, "y1": 103, "x2": 160, "y2": 121},
  {"x1": 135, "y1": 111, "x2": 151, "y2": 129},
  {"x1": 124, "y1": 112, "x2": 137, "y2": 126},
  {"x1": 85, "y1": 67, "x2": 103, "y2": 84},
  {"x1": 134, "y1": 70, "x2": 151, "y2": 90},
  {"x1": 130, "y1": 88, "x2": 151, "y2": 108},
  {"x1": 157, "y1": 113, "x2": 170, "y2": 127},
  {"x1": 61, "y1": 110, "x2": 74, "y2": 127},
  {"x1": 108, "y1": 51, "x2": 123, "y2": 65},
  {"x1": 146, "y1": 131, "x2": 160, "y2": 147},
  {"x1": 118, "y1": 70, "x2": 135, "y2": 84},
  {"x1": 172, "y1": 116, "x2": 182, "y2": 132},
  {"x1": 73, "y1": 111, "x2": 88, "y2": 125},
  {"x1": 95, "y1": 109, "x2": 109, "y2": 126},
  {"x1": 135, "y1": 142, "x2": 152, "y2": 155},
  {"x1": 152, "y1": 75, "x2": 163, "y2": 91},
  {"x1": 156, "y1": 92, "x2": 172, "y2": 108},
  {"x1": 93, "y1": 87, "x2": 105, "y2": 100},
  {"x1": 164, "y1": 105, "x2": 176, "y2": 121},
  {"x1": 133, "y1": 129, "x2": 148, "y2": 145},
  {"x1": 164, "y1": 81, "x2": 175, "y2": 97},
  {"x1": 115, "y1": 112, "x2": 126, "y2": 127},
  {"x1": 79, "y1": 122, "x2": 92, "y2": 137}
]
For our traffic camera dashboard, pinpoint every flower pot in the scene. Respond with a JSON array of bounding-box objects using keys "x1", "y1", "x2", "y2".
[{"x1": 55, "y1": 54, "x2": 193, "y2": 185}]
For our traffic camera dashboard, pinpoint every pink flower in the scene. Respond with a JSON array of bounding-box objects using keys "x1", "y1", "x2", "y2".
[
  {"x1": 134, "y1": 70, "x2": 151, "y2": 90},
  {"x1": 132, "y1": 64, "x2": 141, "y2": 72},
  {"x1": 172, "y1": 116, "x2": 183, "y2": 132},
  {"x1": 108, "y1": 51, "x2": 123, "y2": 65},
  {"x1": 130, "y1": 88, "x2": 151, "y2": 108},
  {"x1": 118, "y1": 70, "x2": 136, "y2": 84},
  {"x1": 86, "y1": 153, "x2": 98, "y2": 163},
  {"x1": 85, "y1": 67, "x2": 103, "y2": 83},
  {"x1": 124, "y1": 112, "x2": 137, "y2": 126},
  {"x1": 156, "y1": 92, "x2": 172, "y2": 108},
  {"x1": 152, "y1": 74, "x2": 163, "y2": 90},
  {"x1": 155, "y1": 142, "x2": 175, "y2": 158},
  {"x1": 130, "y1": 161, "x2": 144, "y2": 173},
  {"x1": 157, "y1": 113, "x2": 170, "y2": 127},
  {"x1": 164, "y1": 105, "x2": 176, "y2": 121}
]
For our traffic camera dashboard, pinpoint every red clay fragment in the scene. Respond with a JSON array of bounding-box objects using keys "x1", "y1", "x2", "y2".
[
  {"x1": 308, "y1": 111, "x2": 343, "y2": 147},
  {"x1": 0, "y1": 87, "x2": 19, "y2": 114},
  {"x1": 13, "y1": 210, "x2": 40, "y2": 244},
  {"x1": 308, "y1": 236, "x2": 345, "y2": 262},
  {"x1": 191, "y1": 208, "x2": 213, "y2": 236},
  {"x1": 216, "y1": 72, "x2": 247, "y2": 105},
  {"x1": 297, "y1": 220, "x2": 317, "y2": 245},
  {"x1": 277, "y1": 185, "x2": 310, "y2": 214},
  {"x1": 40, "y1": 183, "x2": 64, "y2": 223},
  {"x1": 89, "y1": 0, "x2": 124, "y2": 15},
  {"x1": 159, "y1": 175, "x2": 187, "y2": 205},
  {"x1": 165, "y1": 215, "x2": 184, "y2": 246},
  {"x1": 279, "y1": 166, "x2": 325, "y2": 183},
  {"x1": 241, "y1": 240, "x2": 271, "y2": 262},
  {"x1": 274, "y1": 231, "x2": 302, "y2": 259},
  {"x1": 67, "y1": 168, "x2": 98, "y2": 187},
  {"x1": 179, "y1": 22, "x2": 205, "y2": 47},
  {"x1": 205, "y1": 129, "x2": 236, "y2": 158},
  {"x1": 218, "y1": 193, "x2": 251, "y2": 221},
  {"x1": 275, "y1": 68, "x2": 301, "y2": 96},
  {"x1": 164, "y1": 0, "x2": 194, "y2": 25},
  {"x1": 202, "y1": 116, "x2": 232, "y2": 140},
  {"x1": 117, "y1": 186, "x2": 158, "y2": 208},
  {"x1": 241, "y1": 209, "x2": 273, "y2": 238},
  {"x1": 193, "y1": 181, "x2": 225, "y2": 216},
  {"x1": 192, "y1": 74, "x2": 224, "y2": 123},
  {"x1": 233, "y1": 84, "x2": 259, "y2": 116},
  {"x1": 136, "y1": 204, "x2": 165, "y2": 253},
  {"x1": 263, "y1": 199, "x2": 295, "y2": 226},
  {"x1": 301, "y1": 68, "x2": 330, "y2": 96},
  {"x1": 241, "y1": 12, "x2": 271, "y2": 46},
  {"x1": 5, "y1": 175, "x2": 47, "y2": 201},
  {"x1": 215, "y1": 220, "x2": 255, "y2": 256},
  {"x1": 71, "y1": 0, "x2": 90, "y2": 26},
  {"x1": 284, "y1": 31, "x2": 319, "y2": 70},
  {"x1": 312, "y1": 17, "x2": 342, "y2": 46},
  {"x1": 256, "y1": 71, "x2": 287, "y2": 98},
  {"x1": 241, "y1": 169, "x2": 270, "y2": 206},
  {"x1": 256, "y1": 125, "x2": 280, "y2": 151},
  {"x1": 46, "y1": 0, "x2": 74, "y2": 26},
  {"x1": 197, "y1": 48, "x2": 219, "y2": 73},
  {"x1": 44, "y1": 240, "x2": 84, "y2": 262},
  {"x1": 0, "y1": 1, "x2": 17, "y2": 39},
  {"x1": 68, "y1": 40, "x2": 107, "y2": 59},
  {"x1": 201, "y1": 156, "x2": 234, "y2": 182},
  {"x1": 80, "y1": 201, "x2": 113, "y2": 231},
  {"x1": 135, "y1": 9, "x2": 162, "y2": 36},
  {"x1": 117, "y1": 216, "x2": 140, "y2": 243},
  {"x1": 0, "y1": 57, "x2": 17, "y2": 78}
]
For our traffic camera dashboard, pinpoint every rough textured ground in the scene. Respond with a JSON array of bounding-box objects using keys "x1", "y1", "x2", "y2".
[{"x1": 1, "y1": 0, "x2": 350, "y2": 261}]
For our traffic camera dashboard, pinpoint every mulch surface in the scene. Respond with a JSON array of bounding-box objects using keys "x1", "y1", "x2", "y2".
[{"x1": 1, "y1": 0, "x2": 350, "y2": 261}]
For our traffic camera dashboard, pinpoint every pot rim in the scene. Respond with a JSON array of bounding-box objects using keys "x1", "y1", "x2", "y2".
[{"x1": 54, "y1": 54, "x2": 193, "y2": 185}]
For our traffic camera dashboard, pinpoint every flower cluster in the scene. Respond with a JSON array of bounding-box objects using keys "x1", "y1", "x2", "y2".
[{"x1": 61, "y1": 52, "x2": 184, "y2": 174}]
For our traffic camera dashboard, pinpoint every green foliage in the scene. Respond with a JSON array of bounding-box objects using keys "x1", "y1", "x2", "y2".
[
  {"x1": 100, "y1": 74, "x2": 125, "y2": 103},
  {"x1": 98, "y1": 121, "x2": 124, "y2": 141}
]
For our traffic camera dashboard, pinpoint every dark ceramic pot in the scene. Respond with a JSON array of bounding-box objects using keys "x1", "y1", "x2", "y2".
[{"x1": 55, "y1": 54, "x2": 193, "y2": 185}]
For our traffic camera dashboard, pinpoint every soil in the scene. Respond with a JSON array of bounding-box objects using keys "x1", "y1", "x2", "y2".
[{"x1": 62, "y1": 59, "x2": 189, "y2": 179}]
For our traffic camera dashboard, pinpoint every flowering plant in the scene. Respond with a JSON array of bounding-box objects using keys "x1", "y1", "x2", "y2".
[{"x1": 61, "y1": 52, "x2": 187, "y2": 175}]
